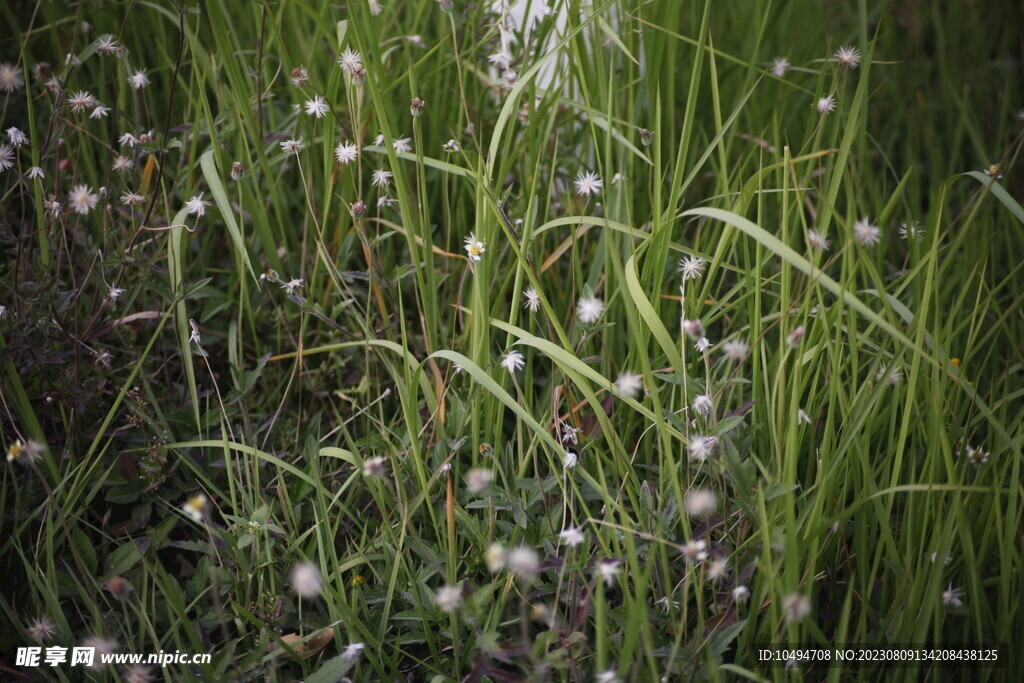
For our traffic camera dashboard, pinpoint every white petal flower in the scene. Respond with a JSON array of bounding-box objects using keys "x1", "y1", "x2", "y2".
[
  {"x1": 679, "y1": 256, "x2": 706, "y2": 281},
  {"x1": 435, "y1": 584, "x2": 462, "y2": 612},
  {"x1": 463, "y1": 233, "x2": 486, "y2": 262},
  {"x1": 371, "y1": 169, "x2": 392, "y2": 188},
  {"x1": 334, "y1": 141, "x2": 358, "y2": 164},
  {"x1": 817, "y1": 95, "x2": 836, "y2": 114},
  {"x1": 68, "y1": 184, "x2": 99, "y2": 214},
  {"x1": 574, "y1": 170, "x2": 603, "y2": 196},
  {"x1": 304, "y1": 95, "x2": 330, "y2": 118},
  {"x1": 0, "y1": 145, "x2": 14, "y2": 173},
  {"x1": 185, "y1": 193, "x2": 211, "y2": 217},
  {"x1": 687, "y1": 435, "x2": 716, "y2": 461},
  {"x1": 291, "y1": 562, "x2": 323, "y2": 598},
  {"x1": 280, "y1": 137, "x2": 304, "y2": 154},
  {"x1": 559, "y1": 527, "x2": 585, "y2": 547},
  {"x1": 337, "y1": 48, "x2": 363, "y2": 74},
  {"x1": 6, "y1": 127, "x2": 28, "y2": 146},
  {"x1": 501, "y1": 350, "x2": 525, "y2": 374},
  {"x1": 128, "y1": 70, "x2": 150, "y2": 89},
  {"x1": 771, "y1": 57, "x2": 790, "y2": 77},
  {"x1": 522, "y1": 287, "x2": 540, "y2": 312},
  {"x1": 834, "y1": 46, "x2": 861, "y2": 69}
]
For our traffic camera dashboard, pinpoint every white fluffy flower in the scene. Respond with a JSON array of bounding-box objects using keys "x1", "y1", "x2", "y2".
[
  {"x1": 68, "y1": 184, "x2": 99, "y2": 214},
  {"x1": 291, "y1": 562, "x2": 323, "y2": 598},
  {"x1": 7, "y1": 127, "x2": 28, "y2": 146},
  {"x1": 522, "y1": 287, "x2": 540, "y2": 312},
  {"x1": 853, "y1": 217, "x2": 881, "y2": 246},
  {"x1": 576, "y1": 296, "x2": 605, "y2": 324},
  {"x1": 371, "y1": 169, "x2": 392, "y2": 188},
  {"x1": 817, "y1": 95, "x2": 836, "y2": 114},
  {"x1": 337, "y1": 48, "x2": 362, "y2": 73},
  {"x1": 692, "y1": 394, "x2": 713, "y2": 416},
  {"x1": 614, "y1": 371, "x2": 643, "y2": 398},
  {"x1": 128, "y1": 70, "x2": 150, "y2": 89},
  {"x1": 834, "y1": 46, "x2": 861, "y2": 69},
  {"x1": 684, "y1": 489, "x2": 717, "y2": 516},
  {"x1": 687, "y1": 435, "x2": 716, "y2": 461},
  {"x1": 771, "y1": 57, "x2": 790, "y2": 77},
  {"x1": 559, "y1": 527, "x2": 585, "y2": 547},
  {"x1": 679, "y1": 256, "x2": 706, "y2": 281},
  {"x1": 507, "y1": 546, "x2": 539, "y2": 580},
  {"x1": 435, "y1": 584, "x2": 462, "y2": 612},
  {"x1": 185, "y1": 193, "x2": 211, "y2": 217}
]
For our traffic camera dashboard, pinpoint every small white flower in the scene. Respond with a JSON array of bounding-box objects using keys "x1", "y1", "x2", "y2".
[
  {"x1": 465, "y1": 468, "x2": 493, "y2": 495},
  {"x1": 26, "y1": 166, "x2": 45, "y2": 180},
  {"x1": 560, "y1": 422, "x2": 581, "y2": 445},
  {"x1": 853, "y1": 217, "x2": 881, "y2": 246},
  {"x1": 782, "y1": 593, "x2": 810, "y2": 623},
  {"x1": 595, "y1": 671, "x2": 621, "y2": 683},
  {"x1": 807, "y1": 229, "x2": 830, "y2": 251},
  {"x1": 507, "y1": 546, "x2": 539, "y2": 580},
  {"x1": 899, "y1": 220, "x2": 924, "y2": 242},
  {"x1": 684, "y1": 489, "x2": 717, "y2": 516},
  {"x1": 185, "y1": 193, "x2": 211, "y2": 217},
  {"x1": 559, "y1": 527, "x2": 585, "y2": 547},
  {"x1": 442, "y1": 138, "x2": 460, "y2": 152},
  {"x1": 722, "y1": 339, "x2": 749, "y2": 361},
  {"x1": 128, "y1": 69, "x2": 150, "y2": 89},
  {"x1": 367, "y1": 0, "x2": 383, "y2": 16},
  {"x1": 68, "y1": 184, "x2": 99, "y2": 215},
  {"x1": 834, "y1": 46, "x2": 861, "y2": 69},
  {"x1": 112, "y1": 155, "x2": 135, "y2": 172},
  {"x1": 392, "y1": 137, "x2": 412, "y2": 154},
  {"x1": 732, "y1": 585, "x2": 751, "y2": 603},
  {"x1": 371, "y1": 169, "x2": 392, "y2": 188},
  {"x1": 188, "y1": 319, "x2": 202, "y2": 345},
  {"x1": 44, "y1": 197, "x2": 62, "y2": 217},
  {"x1": 501, "y1": 350, "x2": 525, "y2": 374},
  {"x1": 435, "y1": 584, "x2": 462, "y2": 612},
  {"x1": 464, "y1": 233, "x2": 486, "y2": 262},
  {"x1": 522, "y1": 287, "x2": 540, "y2": 312},
  {"x1": 694, "y1": 337, "x2": 711, "y2": 353},
  {"x1": 679, "y1": 256, "x2": 706, "y2": 281},
  {"x1": 6, "y1": 439, "x2": 46, "y2": 465},
  {"x1": 576, "y1": 296, "x2": 605, "y2": 324},
  {"x1": 362, "y1": 456, "x2": 387, "y2": 478},
  {"x1": 68, "y1": 90, "x2": 97, "y2": 112},
  {"x1": 488, "y1": 49, "x2": 513, "y2": 70},
  {"x1": 119, "y1": 132, "x2": 139, "y2": 148},
  {"x1": 771, "y1": 57, "x2": 790, "y2": 77},
  {"x1": 787, "y1": 325, "x2": 805, "y2": 347},
  {"x1": 876, "y1": 364, "x2": 902, "y2": 386},
  {"x1": 182, "y1": 493, "x2": 207, "y2": 522},
  {"x1": 89, "y1": 104, "x2": 111, "y2": 119},
  {"x1": 942, "y1": 585, "x2": 963, "y2": 608},
  {"x1": 692, "y1": 394, "x2": 713, "y2": 417},
  {"x1": 120, "y1": 190, "x2": 145, "y2": 206},
  {"x1": 614, "y1": 371, "x2": 643, "y2": 398},
  {"x1": 681, "y1": 539, "x2": 707, "y2": 563},
  {"x1": 484, "y1": 543, "x2": 506, "y2": 572},
  {"x1": 95, "y1": 36, "x2": 121, "y2": 55},
  {"x1": 687, "y1": 435, "x2": 716, "y2": 461},
  {"x1": 797, "y1": 408, "x2": 811, "y2": 425},
  {"x1": 0, "y1": 145, "x2": 13, "y2": 173},
  {"x1": 596, "y1": 558, "x2": 621, "y2": 587},
  {"x1": 343, "y1": 642, "x2": 364, "y2": 661},
  {"x1": 682, "y1": 318, "x2": 704, "y2": 338},
  {"x1": 563, "y1": 450, "x2": 578, "y2": 469},
  {"x1": 816, "y1": 95, "x2": 836, "y2": 114},
  {"x1": 280, "y1": 137, "x2": 304, "y2": 154},
  {"x1": 334, "y1": 141, "x2": 358, "y2": 164},
  {"x1": 574, "y1": 170, "x2": 603, "y2": 196},
  {"x1": 291, "y1": 562, "x2": 323, "y2": 598},
  {"x1": 337, "y1": 48, "x2": 363, "y2": 73},
  {"x1": 27, "y1": 617, "x2": 58, "y2": 644},
  {"x1": 0, "y1": 63, "x2": 25, "y2": 93},
  {"x1": 707, "y1": 558, "x2": 729, "y2": 582},
  {"x1": 304, "y1": 95, "x2": 330, "y2": 118},
  {"x1": 7, "y1": 127, "x2": 28, "y2": 146},
  {"x1": 281, "y1": 278, "x2": 303, "y2": 295}
]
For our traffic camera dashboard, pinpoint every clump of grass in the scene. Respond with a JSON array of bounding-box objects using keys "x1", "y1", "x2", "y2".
[{"x1": 1, "y1": 0, "x2": 1022, "y2": 680}]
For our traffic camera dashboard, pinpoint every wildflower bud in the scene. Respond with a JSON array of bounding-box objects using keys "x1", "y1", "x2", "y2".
[
  {"x1": 231, "y1": 161, "x2": 244, "y2": 181},
  {"x1": 410, "y1": 97, "x2": 425, "y2": 117},
  {"x1": 350, "y1": 200, "x2": 366, "y2": 219},
  {"x1": 350, "y1": 66, "x2": 365, "y2": 86},
  {"x1": 787, "y1": 325, "x2": 805, "y2": 347},
  {"x1": 290, "y1": 67, "x2": 309, "y2": 87},
  {"x1": 640, "y1": 128, "x2": 653, "y2": 146},
  {"x1": 104, "y1": 576, "x2": 131, "y2": 599},
  {"x1": 138, "y1": 131, "x2": 152, "y2": 144}
]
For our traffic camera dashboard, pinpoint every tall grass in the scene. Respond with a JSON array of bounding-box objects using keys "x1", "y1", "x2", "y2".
[{"x1": 1, "y1": 0, "x2": 1022, "y2": 680}]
